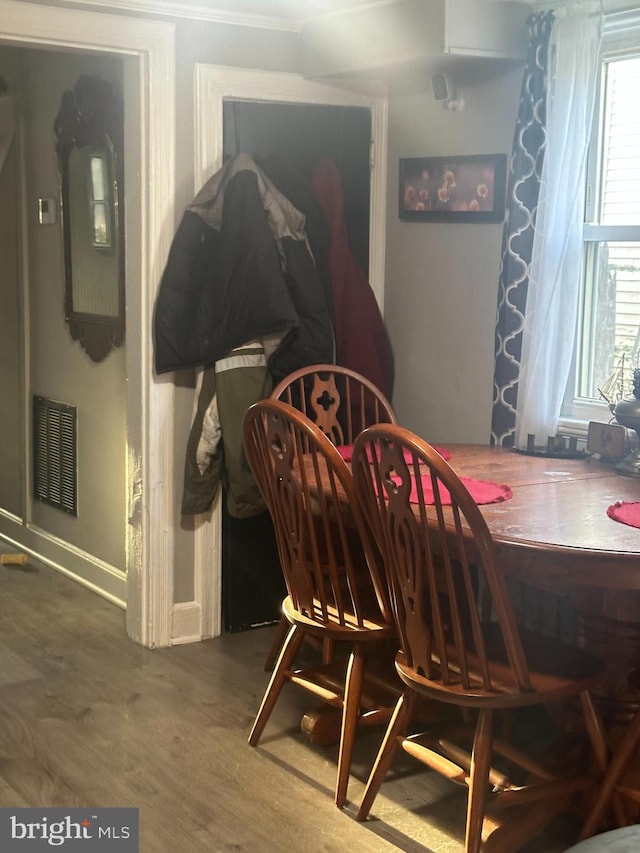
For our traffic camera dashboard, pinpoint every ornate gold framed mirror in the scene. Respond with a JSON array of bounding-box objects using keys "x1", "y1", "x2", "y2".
[{"x1": 54, "y1": 74, "x2": 124, "y2": 362}]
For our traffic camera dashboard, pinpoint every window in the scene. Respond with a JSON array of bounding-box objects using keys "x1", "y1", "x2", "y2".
[{"x1": 563, "y1": 16, "x2": 640, "y2": 425}]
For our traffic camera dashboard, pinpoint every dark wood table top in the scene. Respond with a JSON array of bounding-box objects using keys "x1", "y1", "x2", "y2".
[{"x1": 442, "y1": 444, "x2": 640, "y2": 589}]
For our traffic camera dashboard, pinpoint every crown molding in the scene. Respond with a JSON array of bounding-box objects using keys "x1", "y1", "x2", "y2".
[
  {"x1": 27, "y1": 0, "x2": 303, "y2": 30},
  {"x1": 21, "y1": 0, "x2": 407, "y2": 32}
]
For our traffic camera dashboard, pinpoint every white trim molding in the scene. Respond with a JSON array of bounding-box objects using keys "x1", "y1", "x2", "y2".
[
  {"x1": 0, "y1": 518, "x2": 127, "y2": 607},
  {"x1": 25, "y1": 0, "x2": 405, "y2": 31},
  {"x1": 192, "y1": 62, "x2": 388, "y2": 637},
  {"x1": 35, "y1": 0, "x2": 302, "y2": 29}
]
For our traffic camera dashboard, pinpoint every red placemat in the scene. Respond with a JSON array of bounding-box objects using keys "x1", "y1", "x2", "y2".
[
  {"x1": 406, "y1": 474, "x2": 513, "y2": 506},
  {"x1": 607, "y1": 501, "x2": 640, "y2": 529},
  {"x1": 336, "y1": 444, "x2": 510, "y2": 505},
  {"x1": 337, "y1": 444, "x2": 452, "y2": 463}
]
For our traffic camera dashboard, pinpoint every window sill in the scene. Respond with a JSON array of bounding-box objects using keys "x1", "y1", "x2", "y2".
[{"x1": 559, "y1": 399, "x2": 615, "y2": 438}]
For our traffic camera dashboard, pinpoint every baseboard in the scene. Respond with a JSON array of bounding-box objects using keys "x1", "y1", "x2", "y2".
[
  {"x1": 0, "y1": 515, "x2": 126, "y2": 608},
  {"x1": 171, "y1": 601, "x2": 205, "y2": 644}
]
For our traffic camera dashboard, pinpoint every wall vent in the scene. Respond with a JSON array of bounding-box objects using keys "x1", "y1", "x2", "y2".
[{"x1": 33, "y1": 396, "x2": 78, "y2": 516}]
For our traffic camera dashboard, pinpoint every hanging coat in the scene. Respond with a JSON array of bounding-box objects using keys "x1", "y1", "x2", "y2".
[
  {"x1": 154, "y1": 154, "x2": 335, "y2": 518},
  {"x1": 312, "y1": 157, "x2": 394, "y2": 400},
  {"x1": 154, "y1": 153, "x2": 334, "y2": 381}
]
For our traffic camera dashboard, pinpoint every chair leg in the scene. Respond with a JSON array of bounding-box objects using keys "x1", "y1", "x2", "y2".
[
  {"x1": 322, "y1": 638, "x2": 335, "y2": 665},
  {"x1": 248, "y1": 624, "x2": 304, "y2": 747},
  {"x1": 264, "y1": 617, "x2": 335, "y2": 673},
  {"x1": 465, "y1": 708, "x2": 493, "y2": 853},
  {"x1": 579, "y1": 708, "x2": 640, "y2": 840},
  {"x1": 580, "y1": 690, "x2": 608, "y2": 776},
  {"x1": 335, "y1": 644, "x2": 365, "y2": 808},
  {"x1": 356, "y1": 690, "x2": 416, "y2": 821},
  {"x1": 263, "y1": 613, "x2": 289, "y2": 673}
]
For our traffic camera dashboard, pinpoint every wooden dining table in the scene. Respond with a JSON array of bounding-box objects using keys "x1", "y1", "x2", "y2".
[
  {"x1": 442, "y1": 444, "x2": 640, "y2": 588},
  {"x1": 426, "y1": 444, "x2": 640, "y2": 729}
]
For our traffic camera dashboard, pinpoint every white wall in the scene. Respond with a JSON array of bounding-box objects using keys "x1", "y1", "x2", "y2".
[{"x1": 385, "y1": 66, "x2": 523, "y2": 444}]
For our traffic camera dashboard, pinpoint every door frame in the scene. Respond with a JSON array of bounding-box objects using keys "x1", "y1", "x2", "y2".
[
  {"x1": 190, "y1": 64, "x2": 388, "y2": 639},
  {"x1": 0, "y1": 0, "x2": 176, "y2": 647}
]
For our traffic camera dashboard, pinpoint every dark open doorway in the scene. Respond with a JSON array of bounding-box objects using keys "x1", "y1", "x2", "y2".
[{"x1": 221, "y1": 98, "x2": 372, "y2": 632}]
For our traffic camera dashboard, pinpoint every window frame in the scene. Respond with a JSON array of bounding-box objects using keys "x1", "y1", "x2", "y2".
[{"x1": 560, "y1": 11, "x2": 640, "y2": 433}]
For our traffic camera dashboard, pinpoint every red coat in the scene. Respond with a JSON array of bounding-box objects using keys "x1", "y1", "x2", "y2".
[{"x1": 312, "y1": 157, "x2": 394, "y2": 400}]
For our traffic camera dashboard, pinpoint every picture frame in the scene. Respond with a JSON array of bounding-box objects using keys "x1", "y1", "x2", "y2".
[{"x1": 399, "y1": 153, "x2": 507, "y2": 223}]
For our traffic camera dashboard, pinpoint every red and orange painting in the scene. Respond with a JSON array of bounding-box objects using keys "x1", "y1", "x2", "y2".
[{"x1": 399, "y1": 154, "x2": 507, "y2": 223}]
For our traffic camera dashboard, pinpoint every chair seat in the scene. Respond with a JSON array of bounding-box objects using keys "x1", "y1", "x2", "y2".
[
  {"x1": 395, "y1": 624, "x2": 605, "y2": 709},
  {"x1": 282, "y1": 595, "x2": 395, "y2": 641}
]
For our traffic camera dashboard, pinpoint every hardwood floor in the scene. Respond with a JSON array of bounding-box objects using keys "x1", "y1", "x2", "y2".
[{"x1": 0, "y1": 552, "x2": 584, "y2": 852}]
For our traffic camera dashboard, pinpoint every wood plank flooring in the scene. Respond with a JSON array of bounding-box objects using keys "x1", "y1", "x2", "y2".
[{"x1": 0, "y1": 552, "x2": 584, "y2": 852}]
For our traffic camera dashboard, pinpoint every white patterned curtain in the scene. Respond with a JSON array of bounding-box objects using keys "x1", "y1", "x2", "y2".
[{"x1": 514, "y1": 2, "x2": 604, "y2": 448}]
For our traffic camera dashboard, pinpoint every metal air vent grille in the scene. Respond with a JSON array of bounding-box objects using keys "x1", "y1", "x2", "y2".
[{"x1": 33, "y1": 396, "x2": 78, "y2": 516}]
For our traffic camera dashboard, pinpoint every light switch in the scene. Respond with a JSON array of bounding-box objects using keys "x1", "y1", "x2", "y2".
[{"x1": 38, "y1": 197, "x2": 56, "y2": 225}]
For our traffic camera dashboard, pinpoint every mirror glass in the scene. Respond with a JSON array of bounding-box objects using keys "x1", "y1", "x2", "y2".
[{"x1": 54, "y1": 74, "x2": 124, "y2": 362}]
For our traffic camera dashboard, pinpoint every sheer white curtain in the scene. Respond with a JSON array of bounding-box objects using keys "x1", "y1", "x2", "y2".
[{"x1": 514, "y1": 2, "x2": 603, "y2": 449}]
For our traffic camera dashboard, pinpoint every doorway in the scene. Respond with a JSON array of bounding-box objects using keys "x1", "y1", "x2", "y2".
[
  {"x1": 192, "y1": 64, "x2": 388, "y2": 637},
  {"x1": 0, "y1": 0, "x2": 176, "y2": 648},
  {"x1": 221, "y1": 98, "x2": 372, "y2": 631},
  {"x1": 0, "y1": 46, "x2": 127, "y2": 590},
  {"x1": 224, "y1": 99, "x2": 371, "y2": 273}
]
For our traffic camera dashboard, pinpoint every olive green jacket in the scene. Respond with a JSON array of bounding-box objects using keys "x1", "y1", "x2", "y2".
[{"x1": 181, "y1": 342, "x2": 273, "y2": 518}]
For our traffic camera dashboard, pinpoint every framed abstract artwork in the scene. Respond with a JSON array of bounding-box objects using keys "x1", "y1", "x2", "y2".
[{"x1": 399, "y1": 153, "x2": 507, "y2": 223}]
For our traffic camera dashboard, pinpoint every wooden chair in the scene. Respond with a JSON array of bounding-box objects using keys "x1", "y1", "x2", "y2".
[
  {"x1": 351, "y1": 424, "x2": 608, "y2": 853},
  {"x1": 264, "y1": 364, "x2": 397, "y2": 672},
  {"x1": 242, "y1": 399, "x2": 396, "y2": 807},
  {"x1": 271, "y1": 363, "x2": 396, "y2": 448}
]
